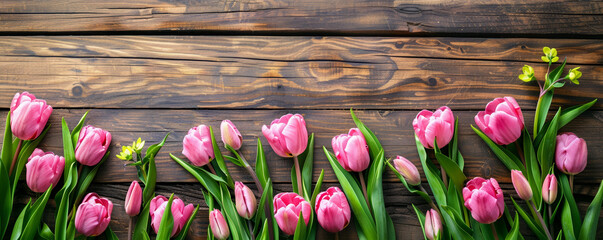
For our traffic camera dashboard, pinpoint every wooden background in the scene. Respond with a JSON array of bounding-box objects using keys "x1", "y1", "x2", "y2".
[{"x1": 0, "y1": 0, "x2": 602, "y2": 239}]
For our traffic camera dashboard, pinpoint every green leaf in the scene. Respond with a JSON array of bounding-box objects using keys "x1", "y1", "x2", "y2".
[
  {"x1": 255, "y1": 138, "x2": 269, "y2": 188},
  {"x1": 38, "y1": 223, "x2": 54, "y2": 240},
  {"x1": 534, "y1": 91, "x2": 554, "y2": 137},
  {"x1": 104, "y1": 226, "x2": 119, "y2": 240},
  {"x1": 293, "y1": 210, "x2": 307, "y2": 240},
  {"x1": 174, "y1": 205, "x2": 199, "y2": 240},
  {"x1": 387, "y1": 215, "x2": 396, "y2": 240},
  {"x1": 12, "y1": 126, "x2": 50, "y2": 194},
  {"x1": 471, "y1": 125, "x2": 523, "y2": 172},
  {"x1": 209, "y1": 127, "x2": 234, "y2": 188},
  {"x1": 254, "y1": 178, "x2": 273, "y2": 236},
  {"x1": 61, "y1": 118, "x2": 75, "y2": 171},
  {"x1": 170, "y1": 154, "x2": 222, "y2": 200},
  {"x1": 415, "y1": 135, "x2": 446, "y2": 207},
  {"x1": 511, "y1": 197, "x2": 547, "y2": 239},
  {"x1": 0, "y1": 159, "x2": 12, "y2": 239},
  {"x1": 434, "y1": 151, "x2": 466, "y2": 192},
  {"x1": 559, "y1": 173, "x2": 581, "y2": 233},
  {"x1": 505, "y1": 213, "x2": 521, "y2": 240},
  {"x1": 558, "y1": 99, "x2": 597, "y2": 129},
  {"x1": 133, "y1": 201, "x2": 151, "y2": 240},
  {"x1": 537, "y1": 109, "x2": 560, "y2": 178},
  {"x1": 223, "y1": 154, "x2": 246, "y2": 167},
  {"x1": 258, "y1": 219, "x2": 270, "y2": 240},
  {"x1": 367, "y1": 150, "x2": 388, "y2": 240},
  {"x1": 412, "y1": 204, "x2": 428, "y2": 240},
  {"x1": 562, "y1": 201, "x2": 576, "y2": 240},
  {"x1": 10, "y1": 199, "x2": 31, "y2": 240},
  {"x1": 70, "y1": 111, "x2": 89, "y2": 149},
  {"x1": 441, "y1": 206, "x2": 474, "y2": 239},
  {"x1": 386, "y1": 161, "x2": 431, "y2": 203},
  {"x1": 351, "y1": 108, "x2": 383, "y2": 159},
  {"x1": 577, "y1": 180, "x2": 603, "y2": 240},
  {"x1": 157, "y1": 194, "x2": 175, "y2": 239},
  {"x1": 301, "y1": 133, "x2": 315, "y2": 197},
  {"x1": 54, "y1": 161, "x2": 77, "y2": 240},
  {"x1": 522, "y1": 130, "x2": 542, "y2": 208},
  {"x1": 547, "y1": 59, "x2": 567, "y2": 86},
  {"x1": 20, "y1": 186, "x2": 52, "y2": 240},
  {"x1": 1, "y1": 112, "x2": 12, "y2": 176},
  {"x1": 219, "y1": 184, "x2": 248, "y2": 240},
  {"x1": 311, "y1": 169, "x2": 325, "y2": 206},
  {"x1": 74, "y1": 152, "x2": 110, "y2": 207}
]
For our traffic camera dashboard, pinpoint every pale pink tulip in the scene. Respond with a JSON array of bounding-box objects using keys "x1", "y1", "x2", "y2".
[
  {"x1": 424, "y1": 209, "x2": 442, "y2": 240},
  {"x1": 463, "y1": 177, "x2": 504, "y2": 224},
  {"x1": 124, "y1": 181, "x2": 142, "y2": 216},
  {"x1": 474, "y1": 97, "x2": 525, "y2": 145},
  {"x1": 182, "y1": 124, "x2": 214, "y2": 167},
  {"x1": 273, "y1": 192, "x2": 311, "y2": 235},
  {"x1": 209, "y1": 209, "x2": 230, "y2": 240},
  {"x1": 25, "y1": 148, "x2": 64, "y2": 193},
  {"x1": 235, "y1": 181, "x2": 257, "y2": 219},
  {"x1": 555, "y1": 132, "x2": 587, "y2": 175},
  {"x1": 393, "y1": 155, "x2": 421, "y2": 186},
  {"x1": 221, "y1": 120, "x2": 243, "y2": 150},
  {"x1": 10, "y1": 92, "x2": 53, "y2": 140},
  {"x1": 150, "y1": 195, "x2": 195, "y2": 237},
  {"x1": 75, "y1": 125, "x2": 111, "y2": 166},
  {"x1": 262, "y1": 114, "x2": 308, "y2": 158},
  {"x1": 75, "y1": 193, "x2": 113, "y2": 236},
  {"x1": 542, "y1": 174, "x2": 558, "y2": 204},
  {"x1": 332, "y1": 128, "x2": 370, "y2": 172},
  {"x1": 413, "y1": 106, "x2": 455, "y2": 149},
  {"x1": 511, "y1": 170, "x2": 532, "y2": 200},
  {"x1": 315, "y1": 187, "x2": 351, "y2": 233}
]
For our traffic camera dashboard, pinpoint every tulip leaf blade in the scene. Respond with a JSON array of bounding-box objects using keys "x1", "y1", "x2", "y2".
[
  {"x1": 20, "y1": 185, "x2": 52, "y2": 240},
  {"x1": 522, "y1": 129, "x2": 542, "y2": 209},
  {"x1": 293, "y1": 210, "x2": 307, "y2": 240},
  {"x1": 386, "y1": 160, "x2": 431, "y2": 202},
  {"x1": 70, "y1": 111, "x2": 89, "y2": 148},
  {"x1": 1, "y1": 112, "x2": 12, "y2": 176},
  {"x1": 255, "y1": 138, "x2": 269, "y2": 188},
  {"x1": 434, "y1": 151, "x2": 466, "y2": 192},
  {"x1": 174, "y1": 205, "x2": 199, "y2": 240},
  {"x1": 103, "y1": 226, "x2": 119, "y2": 240},
  {"x1": 311, "y1": 169, "x2": 325, "y2": 206},
  {"x1": 133, "y1": 201, "x2": 151, "y2": 240},
  {"x1": 577, "y1": 180, "x2": 603, "y2": 240},
  {"x1": 471, "y1": 125, "x2": 523, "y2": 172},
  {"x1": 10, "y1": 199, "x2": 30, "y2": 240},
  {"x1": 209, "y1": 127, "x2": 234, "y2": 189},
  {"x1": 537, "y1": 108, "x2": 561, "y2": 178},
  {"x1": 0, "y1": 160, "x2": 11, "y2": 239},
  {"x1": 61, "y1": 118, "x2": 75, "y2": 170},
  {"x1": 219, "y1": 183, "x2": 249, "y2": 240},
  {"x1": 412, "y1": 204, "x2": 428, "y2": 240},
  {"x1": 223, "y1": 149, "x2": 246, "y2": 167},
  {"x1": 54, "y1": 162, "x2": 78, "y2": 240},
  {"x1": 156, "y1": 194, "x2": 175, "y2": 239},
  {"x1": 301, "y1": 133, "x2": 315, "y2": 198},
  {"x1": 367, "y1": 149, "x2": 389, "y2": 240},
  {"x1": 74, "y1": 152, "x2": 110, "y2": 210},
  {"x1": 505, "y1": 213, "x2": 521, "y2": 240},
  {"x1": 559, "y1": 174, "x2": 581, "y2": 235},
  {"x1": 511, "y1": 197, "x2": 547, "y2": 239},
  {"x1": 38, "y1": 223, "x2": 54, "y2": 240},
  {"x1": 350, "y1": 108, "x2": 383, "y2": 159},
  {"x1": 170, "y1": 154, "x2": 222, "y2": 202},
  {"x1": 253, "y1": 178, "x2": 273, "y2": 237},
  {"x1": 562, "y1": 201, "x2": 577, "y2": 240}
]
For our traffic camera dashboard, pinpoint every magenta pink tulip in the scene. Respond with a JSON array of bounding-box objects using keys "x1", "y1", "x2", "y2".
[
  {"x1": 393, "y1": 155, "x2": 421, "y2": 186},
  {"x1": 273, "y1": 192, "x2": 311, "y2": 235},
  {"x1": 235, "y1": 181, "x2": 257, "y2": 219},
  {"x1": 474, "y1": 97, "x2": 525, "y2": 145},
  {"x1": 424, "y1": 209, "x2": 442, "y2": 240},
  {"x1": 209, "y1": 209, "x2": 230, "y2": 240},
  {"x1": 75, "y1": 125, "x2": 112, "y2": 166},
  {"x1": 25, "y1": 148, "x2": 64, "y2": 193},
  {"x1": 75, "y1": 193, "x2": 113, "y2": 236},
  {"x1": 125, "y1": 181, "x2": 142, "y2": 216},
  {"x1": 262, "y1": 114, "x2": 308, "y2": 158},
  {"x1": 150, "y1": 195, "x2": 195, "y2": 237},
  {"x1": 555, "y1": 132, "x2": 587, "y2": 175},
  {"x1": 463, "y1": 177, "x2": 504, "y2": 224},
  {"x1": 315, "y1": 187, "x2": 351, "y2": 233},
  {"x1": 182, "y1": 124, "x2": 214, "y2": 167},
  {"x1": 10, "y1": 92, "x2": 52, "y2": 140},
  {"x1": 413, "y1": 106, "x2": 455, "y2": 149},
  {"x1": 331, "y1": 128, "x2": 370, "y2": 172},
  {"x1": 542, "y1": 174, "x2": 558, "y2": 204},
  {"x1": 221, "y1": 119, "x2": 243, "y2": 150},
  {"x1": 511, "y1": 170, "x2": 532, "y2": 200}
]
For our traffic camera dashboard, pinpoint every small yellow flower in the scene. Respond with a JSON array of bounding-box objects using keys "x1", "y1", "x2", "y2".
[
  {"x1": 541, "y1": 47, "x2": 559, "y2": 63},
  {"x1": 116, "y1": 146, "x2": 133, "y2": 161},
  {"x1": 131, "y1": 137, "x2": 145, "y2": 153},
  {"x1": 568, "y1": 67, "x2": 582, "y2": 84},
  {"x1": 518, "y1": 65, "x2": 535, "y2": 82}
]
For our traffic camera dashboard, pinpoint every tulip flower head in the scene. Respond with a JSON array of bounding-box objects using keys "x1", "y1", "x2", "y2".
[
  {"x1": 26, "y1": 148, "x2": 64, "y2": 193},
  {"x1": 210, "y1": 209, "x2": 230, "y2": 240},
  {"x1": 182, "y1": 124, "x2": 215, "y2": 167},
  {"x1": 10, "y1": 92, "x2": 53, "y2": 140},
  {"x1": 474, "y1": 97, "x2": 524, "y2": 145},
  {"x1": 463, "y1": 177, "x2": 504, "y2": 224},
  {"x1": 262, "y1": 114, "x2": 308, "y2": 158},
  {"x1": 511, "y1": 170, "x2": 532, "y2": 201},
  {"x1": 273, "y1": 192, "x2": 311, "y2": 235},
  {"x1": 315, "y1": 187, "x2": 351, "y2": 233},
  {"x1": 75, "y1": 125, "x2": 112, "y2": 166},
  {"x1": 235, "y1": 181, "x2": 257, "y2": 219},
  {"x1": 424, "y1": 209, "x2": 442, "y2": 240},
  {"x1": 75, "y1": 193, "x2": 113, "y2": 237},
  {"x1": 542, "y1": 174, "x2": 558, "y2": 204},
  {"x1": 331, "y1": 128, "x2": 370, "y2": 172},
  {"x1": 393, "y1": 155, "x2": 421, "y2": 186},
  {"x1": 413, "y1": 106, "x2": 455, "y2": 149},
  {"x1": 555, "y1": 132, "x2": 587, "y2": 175},
  {"x1": 150, "y1": 195, "x2": 195, "y2": 237},
  {"x1": 221, "y1": 119, "x2": 243, "y2": 150},
  {"x1": 125, "y1": 181, "x2": 142, "y2": 216}
]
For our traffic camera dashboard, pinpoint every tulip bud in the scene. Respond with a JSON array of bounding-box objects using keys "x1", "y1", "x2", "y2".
[
  {"x1": 262, "y1": 114, "x2": 308, "y2": 158},
  {"x1": 542, "y1": 174, "x2": 558, "y2": 204},
  {"x1": 150, "y1": 195, "x2": 195, "y2": 237},
  {"x1": 393, "y1": 156, "x2": 421, "y2": 186},
  {"x1": 209, "y1": 209, "x2": 230, "y2": 240},
  {"x1": 331, "y1": 128, "x2": 370, "y2": 172},
  {"x1": 413, "y1": 106, "x2": 455, "y2": 149},
  {"x1": 75, "y1": 125, "x2": 112, "y2": 166},
  {"x1": 235, "y1": 182, "x2": 257, "y2": 219},
  {"x1": 555, "y1": 132, "x2": 587, "y2": 175},
  {"x1": 273, "y1": 192, "x2": 311, "y2": 235},
  {"x1": 315, "y1": 187, "x2": 351, "y2": 233},
  {"x1": 511, "y1": 170, "x2": 532, "y2": 200},
  {"x1": 75, "y1": 193, "x2": 113, "y2": 236},
  {"x1": 25, "y1": 148, "x2": 64, "y2": 193},
  {"x1": 463, "y1": 177, "x2": 504, "y2": 224},
  {"x1": 425, "y1": 209, "x2": 442, "y2": 240},
  {"x1": 125, "y1": 181, "x2": 142, "y2": 216},
  {"x1": 474, "y1": 97, "x2": 524, "y2": 145},
  {"x1": 221, "y1": 120, "x2": 243, "y2": 150},
  {"x1": 10, "y1": 92, "x2": 53, "y2": 140},
  {"x1": 182, "y1": 124, "x2": 215, "y2": 167}
]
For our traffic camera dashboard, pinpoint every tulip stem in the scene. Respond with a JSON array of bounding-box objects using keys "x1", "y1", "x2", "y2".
[
  {"x1": 569, "y1": 175, "x2": 574, "y2": 193},
  {"x1": 515, "y1": 141, "x2": 525, "y2": 166},
  {"x1": 359, "y1": 172, "x2": 369, "y2": 207},
  {"x1": 128, "y1": 216, "x2": 133, "y2": 240},
  {"x1": 293, "y1": 156, "x2": 303, "y2": 195},
  {"x1": 248, "y1": 220, "x2": 255, "y2": 240},
  {"x1": 529, "y1": 199, "x2": 553, "y2": 240},
  {"x1": 548, "y1": 204, "x2": 554, "y2": 236},
  {"x1": 418, "y1": 185, "x2": 440, "y2": 216},
  {"x1": 9, "y1": 139, "x2": 23, "y2": 176},
  {"x1": 335, "y1": 232, "x2": 339, "y2": 240},
  {"x1": 440, "y1": 165, "x2": 448, "y2": 189},
  {"x1": 238, "y1": 150, "x2": 264, "y2": 196},
  {"x1": 490, "y1": 223, "x2": 499, "y2": 240},
  {"x1": 207, "y1": 163, "x2": 217, "y2": 175}
]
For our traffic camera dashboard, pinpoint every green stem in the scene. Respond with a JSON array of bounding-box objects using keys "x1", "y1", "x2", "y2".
[
  {"x1": 548, "y1": 204, "x2": 554, "y2": 236},
  {"x1": 529, "y1": 199, "x2": 552, "y2": 240},
  {"x1": 569, "y1": 175, "x2": 574, "y2": 193},
  {"x1": 293, "y1": 156, "x2": 303, "y2": 195},
  {"x1": 419, "y1": 185, "x2": 440, "y2": 216},
  {"x1": 128, "y1": 217, "x2": 133, "y2": 240},
  {"x1": 9, "y1": 139, "x2": 23, "y2": 176},
  {"x1": 207, "y1": 163, "x2": 216, "y2": 175},
  {"x1": 515, "y1": 141, "x2": 525, "y2": 167},
  {"x1": 490, "y1": 223, "x2": 499, "y2": 240},
  {"x1": 359, "y1": 171, "x2": 369, "y2": 209},
  {"x1": 237, "y1": 150, "x2": 263, "y2": 195}
]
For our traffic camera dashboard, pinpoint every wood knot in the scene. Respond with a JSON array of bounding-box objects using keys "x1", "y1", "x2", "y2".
[{"x1": 72, "y1": 85, "x2": 83, "y2": 97}]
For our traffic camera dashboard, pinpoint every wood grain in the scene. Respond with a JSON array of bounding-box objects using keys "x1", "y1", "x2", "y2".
[
  {"x1": 0, "y1": 36, "x2": 601, "y2": 110},
  {"x1": 0, "y1": 0, "x2": 602, "y2": 36}
]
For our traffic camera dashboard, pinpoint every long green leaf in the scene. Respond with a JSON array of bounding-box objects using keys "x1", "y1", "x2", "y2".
[
  {"x1": 293, "y1": 211, "x2": 307, "y2": 240},
  {"x1": 577, "y1": 180, "x2": 603, "y2": 240},
  {"x1": 74, "y1": 152, "x2": 110, "y2": 206},
  {"x1": 104, "y1": 226, "x2": 119, "y2": 240},
  {"x1": 367, "y1": 150, "x2": 388, "y2": 240},
  {"x1": 350, "y1": 108, "x2": 383, "y2": 159},
  {"x1": 38, "y1": 223, "x2": 54, "y2": 240},
  {"x1": 210, "y1": 127, "x2": 234, "y2": 188},
  {"x1": 562, "y1": 201, "x2": 576, "y2": 240},
  {"x1": 133, "y1": 201, "x2": 151, "y2": 240},
  {"x1": 70, "y1": 111, "x2": 89, "y2": 148},
  {"x1": 254, "y1": 179, "x2": 273, "y2": 236},
  {"x1": 434, "y1": 151, "x2": 466, "y2": 192},
  {"x1": 219, "y1": 184, "x2": 248, "y2": 240},
  {"x1": 471, "y1": 125, "x2": 523, "y2": 172},
  {"x1": 170, "y1": 154, "x2": 222, "y2": 201},
  {"x1": 54, "y1": 162, "x2": 77, "y2": 240},
  {"x1": 511, "y1": 198, "x2": 547, "y2": 239},
  {"x1": 255, "y1": 139, "x2": 269, "y2": 188},
  {"x1": 537, "y1": 109, "x2": 560, "y2": 178},
  {"x1": 301, "y1": 133, "x2": 315, "y2": 197},
  {"x1": 522, "y1": 129, "x2": 542, "y2": 209},
  {"x1": 412, "y1": 204, "x2": 428, "y2": 240},
  {"x1": 559, "y1": 174, "x2": 581, "y2": 232},
  {"x1": 10, "y1": 199, "x2": 31, "y2": 240},
  {"x1": 559, "y1": 99, "x2": 597, "y2": 129},
  {"x1": 0, "y1": 159, "x2": 12, "y2": 239},
  {"x1": 20, "y1": 186, "x2": 52, "y2": 240},
  {"x1": 440, "y1": 206, "x2": 473, "y2": 239},
  {"x1": 311, "y1": 170, "x2": 325, "y2": 206},
  {"x1": 157, "y1": 194, "x2": 175, "y2": 239},
  {"x1": 61, "y1": 118, "x2": 75, "y2": 172},
  {"x1": 505, "y1": 213, "x2": 521, "y2": 240},
  {"x1": 1, "y1": 112, "x2": 12, "y2": 175}
]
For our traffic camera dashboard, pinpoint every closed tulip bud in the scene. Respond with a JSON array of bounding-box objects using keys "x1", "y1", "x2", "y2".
[
  {"x1": 463, "y1": 177, "x2": 504, "y2": 224},
  {"x1": 235, "y1": 182, "x2": 257, "y2": 219},
  {"x1": 413, "y1": 106, "x2": 455, "y2": 149},
  {"x1": 10, "y1": 92, "x2": 53, "y2": 140},
  {"x1": 273, "y1": 192, "x2": 311, "y2": 235},
  {"x1": 209, "y1": 209, "x2": 230, "y2": 240},
  {"x1": 542, "y1": 174, "x2": 558, "y2": 204},
  {"x1": 315, "y1": 187, "x2": 351, "y2": 233},
  {"x1": 393, "y1": 156, "x2": 421, "y2": 186},
  {"x1": 475, "y1": 97, "x2": 524, "y2": 145},
  {"x1": 75, "y1": 125, "x2": 112, "y2": 166},
  {"x1": 26, "y1": 148, "x2": 64, "y2": 193},
  {"x1": 511, "y1": 170, "x2": 532, "y2": 200},
  {"x1": 555, "y1": 132, "x2": 587, "y2": 175},
  {"x1": 124, "y1": 181, "x2": 142, "y2": 216},
  {"x1": 262, "y1": 114, "x2": 308, "y2": 158},
  {"x1": 331, "y1": 128, "x2": 370, "y2": 172},
  {"x1": 424, "y1": 209, "x2": 442, "y2": 240},
  {"x1": 150, "y1": 195, "x2": 195, "y2": 237},
  {"x1": 75, "y1": 193, "x2": 113, "y2": 236},
  {"x1": 182, "y1": 125, "x2": 214, "y2": 167},
  {"x1": 221, "y1": 120, "x2": 243, "y2": 150}
]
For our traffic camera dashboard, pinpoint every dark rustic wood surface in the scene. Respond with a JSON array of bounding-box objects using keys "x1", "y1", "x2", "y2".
[{"x1": 1, "y1": 1, "x2": 602, "y2": 239}]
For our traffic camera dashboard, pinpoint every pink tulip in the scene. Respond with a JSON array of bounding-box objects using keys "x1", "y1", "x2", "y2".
[
  {"x1": 542, "y1": 174, "x2": 558, "y2": 204},
  {"x1": 25, "y1": 148, "x2": 64, "y2": 193},
  {"x1": 463, "y1": 177, "x2": 504, "y2": 224},
  {"x1": 474, "y1": 97, "x2": 525, "y2": 145},
  {"x1": 10, "y1": 92, "x2": 53, "y2": 140},
  {"x1": 150, "y1": 195, "x2": 195, "y2": 237},
  {"x1": 393, "y1": 156, "x2": 421, "y2": 186},
  {"x1": 413, "y1": 106, "x2": 455, "y2": 149},
  {"x1": 75, "y1": 125, "x2": 112, "y2": 166},
  {"x1": 315, "y1": 187, "x2": 351, "y2": 233},
  {"x1": 424, "y1": 209, "x2": 442, "y2": 240},
  {"x1": 125, "y1": 181, "x2": 142, "y2": 216},
  {"x1": 331, "y1": 128, "x2": 370, "y2": 172},
  {"x1": 182, "y1": 124, "x2": 215, "y2": 167},
  {"x1": 209, "y1": 209, "x2": 230, "y2": 240},
  {"x1": 273, "y1": 192, "x2": 311, "y2": 235},
  {"x1": 75, "y1": 193, "x2": 113, "y2": 236},
  {"x1": 221, "y1": 120, "x2": 243, "y2": 150},
  {"x1": 235, "y1": 181, "x2": 257, "y2": 219},
  {"x1": 555, "y1": 132, "x2": 587, "y2": 175},
  {"x1": 511, "y1": 170, "x2": 532, "y2": 200},
  {"x1": 262, "y1": 114, "x2": 308, "y2": 158}
]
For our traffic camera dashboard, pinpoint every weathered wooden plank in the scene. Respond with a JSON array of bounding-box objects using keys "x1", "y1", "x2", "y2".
[
  {"x1": 0, "y1": 0, "x2": 601, "y2": 35},
  {"x1": 1, "y1": 109, "x2": 600, "y2": 184},
  {"x1": 0, "y1": 36, "x2": 601, "y2": 110}
]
